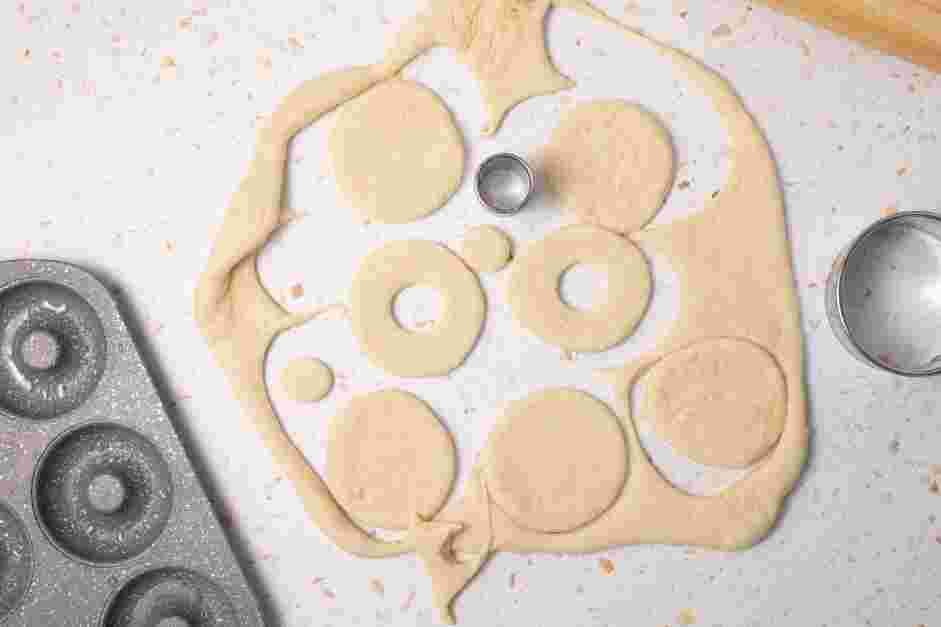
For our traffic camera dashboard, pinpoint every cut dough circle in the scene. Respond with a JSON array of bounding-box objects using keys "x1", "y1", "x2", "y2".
[
  {"x1": 328, "y1": 79, "x2": 464, "y2": 224},
  {"x1": 280, "y1": 357, "x2": 334, "y2": 402},
  {"x1": 542, "y1": 100, "x2": 674, "y2": 234},
  {"x1": 349, "y1": 239, "x2": 485, "y2": 377},
  {"x1": 483, "y1": 388, "x2": 628, "y2": 533},
  {"x1": 327, "y1": 389, "x2": 456, "y2": 529},
  {"x1": 506, "y1": 224, "x2": 651, "y2": 353},
  {"x1": 459, "y1": 225, "x2": 513, "y2": 273},
  {"x1": 640, "y1": 338, "x2": 787, "y2": 468}
]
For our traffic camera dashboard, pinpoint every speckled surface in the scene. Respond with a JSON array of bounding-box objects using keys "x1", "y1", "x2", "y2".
[
  {"x1": 3, "y1": 1, "x2": 941, "y2": 626},
  {"x1": 0, "y1": 261, "x2": 263, "y2": 626}
]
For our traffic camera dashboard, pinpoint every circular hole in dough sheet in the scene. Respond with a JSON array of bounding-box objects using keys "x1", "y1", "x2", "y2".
[
  {"x1": 328, "y1": 79, "x2": 464, "y2": 224},
  {"x1": 459, "y1": 225, "x2": 513, "y2": 273},
  {"x1": 482, "y1": 388, "x2": 628, "y2": 534},
  {"x1": 349, "y1": 239, "x2": 486, "y2": 377},
  {"x1": 280, "y1": 357, "x2": 334, "y2": 403},
  {"x1": 639, "y1": 338, "x2": 787, "y2": 468},
  {"x1": 506, "y1": 224, "x2": 651, "y2": 353},
  {"x1": 326, "y1": 389, "x2": 457, "y2": 530},
  {"x1": 542, "y1": 100, "x2": 675, "y2": 235},
  {"x1": 559, "y1": 262, "x2": 608, "y2": 311},
  {"x1": 392, "y1": 285, "x2": 442, "y2": 331}
]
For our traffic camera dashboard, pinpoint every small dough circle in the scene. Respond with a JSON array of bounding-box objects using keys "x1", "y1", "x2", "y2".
[
  {"x1": 483, "y1": 388, "x2": 628, "y2": 533},
  {"x1": 327, "y1": 390, "x2": 456, "y2": 529},
  {"x1": 328, "y1": 79, "x2": 464, "y2": 224},
  {"x1": 507, "y1": 224, "x2": 651, "y2": 352},
  {"x1": 350, "y1": 240, "x2": 485, "y2": 377},
  {"x1": 460, "y1": 225, "x2": 513, "y2": 273},
  {"x1": 542, "y1": 100, "x2": 674, "y2": 234},
  {"x1": 641, "y1": 338, "x2": 787, "y2": 468},
  {"x1": 280, "y1": 358, "x2": 333, "y2": 402}
]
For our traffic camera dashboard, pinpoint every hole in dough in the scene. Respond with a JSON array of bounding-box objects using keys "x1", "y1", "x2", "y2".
[
  {"x1": 327, "y1": 389, "x2": 457, "y2": 530},
  {"x1": 558, "y1": 262, "x2": 608, "y2": 311},
  {"x1": 482, "y1": 388, "x2": 627, "y2": 533},
  {"x1": 393, "y1": 285, "x2": 443, "y2": 332}
]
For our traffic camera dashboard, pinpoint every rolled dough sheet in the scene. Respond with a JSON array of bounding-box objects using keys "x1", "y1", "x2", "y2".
[
  {"x1": 326, "y1": 389, "x2": 457, "y2": 530},
  {"x1": 506, "y1": 224, "x2": 651, "y2": 353},
  {"x1": 329, "y1": 79, "x2": 464, "y2": 224},
  {"x1": 541, "y1": 100, "x2": 675, "y2": 234},
  {"x1": 459, "y1": 225, "x2": 513, "y2": 273},
  {"x1": 280, "y1": 357, "x2": 334, "y2": 403},
  {"x1": 195, "y1": 1, "x2": 808, "y2": 622},
  {"x1": 349, "y1": 239, "x2": 486, "y2": 377}
]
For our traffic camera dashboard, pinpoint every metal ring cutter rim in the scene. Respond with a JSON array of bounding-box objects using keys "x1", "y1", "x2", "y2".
[
  {"x1": 834, "y1": 210, "x2": 941, "y2": 377},
  {"x1": 474, "y1": 153, "x2": 534, "y2": 215}
]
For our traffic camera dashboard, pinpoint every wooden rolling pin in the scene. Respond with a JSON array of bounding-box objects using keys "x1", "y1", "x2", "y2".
[{"x1": 757, "y1": 0, "x2": 941, "y2": 73}]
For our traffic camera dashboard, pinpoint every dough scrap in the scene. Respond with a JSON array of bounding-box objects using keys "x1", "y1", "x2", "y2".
[
  {"x1": 349, "y1": 239, "x2": 486, "y2": 377},
  {"x1": 280, "y1": 357, "x2": 334, "y2": 402},
  {"x1": 383, "y1": 0, "x2": 574, "y2": 135},
  {"x1": 327, "y1": 389, "x2": 457, "y2": 530},
  {"x1": 640, "y1": 338, "x2": 787, "y2": 468},
  {"x1": 459, "y1": 225, "x2": 513, "y2": 273},
  {"x1": 329, "y1": 79, "x2": 464, "y2": 224},
  {"x1": 483, "y1": 388, "x2": 627, "y2": 533},
  {"x1": 542, "y1": 100, "x2": 674, "y2": 234},
  {"x1": 507, "y1": 224, "x2": 651, "y2": 352}
]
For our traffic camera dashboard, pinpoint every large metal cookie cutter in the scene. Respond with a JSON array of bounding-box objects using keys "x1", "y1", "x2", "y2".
[{"x1": 826, "y1": 211, "x2": 941, "y2": 376}]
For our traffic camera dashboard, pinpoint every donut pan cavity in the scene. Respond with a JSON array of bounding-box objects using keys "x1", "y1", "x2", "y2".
[{"x1": 0, "y1": 260, "x2": 264, "y2": 626}]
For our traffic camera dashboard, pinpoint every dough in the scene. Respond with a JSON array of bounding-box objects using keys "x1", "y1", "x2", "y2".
[
  {"x1": 327, "y1": 390, "x2": 456, "y2": 530},
  {"x1": 482, "y1": 388, "x2": 627, "y2": 533},
  {"x1": 349, "y1": 239, "x2": 486, "y2": 377},
  {"x1": 280, "y1": 357, "x2": 333, "y2": 402},
  {"x1": 329, "y1": 79, "x2": 464, "y2": 224},
  {"x1": 507, "y1": 224, "x2": 651, "y2": 352},
  {"x1": 195, "y1": 2, "x2": 808, "y2": 622},
  {"x1": 542, "y1": 100, "x2": 674, "y2": 234},
  {"x1": 639, "y1": 338, "x2": 787, "y2": 468},
  {"x1": 383, "y1": 0, "x2": 574, "y2": 135},
  {"x1": 459, "y1": 225, "x2": 513, "y2": 273}
]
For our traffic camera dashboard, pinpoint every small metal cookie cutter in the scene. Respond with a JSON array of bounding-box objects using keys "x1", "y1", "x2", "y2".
[
  {"x1": 826, "y1": 211, "x2": 941, "y2": 376},
  {"x1": 475, "y1": 153, "x2": 534, "y2": 215}
]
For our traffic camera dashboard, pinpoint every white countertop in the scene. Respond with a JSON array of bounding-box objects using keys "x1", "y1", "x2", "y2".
[{"x1": 4, "y1": 1, "x2": 941, "y2": 625}]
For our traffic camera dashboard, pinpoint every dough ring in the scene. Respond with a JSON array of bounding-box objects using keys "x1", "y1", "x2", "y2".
[
  {"x1": 327, "y1": 389, "x2": 457, "y2": 530},
  {"x1": 349, "y1": 239, "x2": 486, "y2": 377},
  {"x1": 640, "y1": 338, "x2": 787, "y2": 468},
  {"x1": 482, "y1": 388, "x2": 627, "y2": 533},
  {"x1": 507, "y1": 224, "x2": 651, "y2": 353}
]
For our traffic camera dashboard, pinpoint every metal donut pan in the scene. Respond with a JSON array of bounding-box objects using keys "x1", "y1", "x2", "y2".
[{"x1": 0, "y1": 259, "x2": 264, "y2": 626}]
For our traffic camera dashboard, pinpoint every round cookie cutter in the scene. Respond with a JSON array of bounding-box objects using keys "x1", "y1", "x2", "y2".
[
  {"x1": 475, "y1": 153, "x2": 534, "y2": 215},
  {"x1": 826, "y1": 211, "x2": 941, "y2": 376}
]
